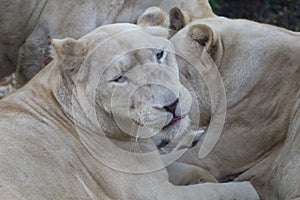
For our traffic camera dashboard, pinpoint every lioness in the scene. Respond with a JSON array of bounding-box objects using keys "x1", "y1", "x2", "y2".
[
  {"x1": 0, "y1": 21, "x2": 259, "y2": 199},
  {"x1": 169, "y1": 9, "x2": 300, "y2": 200}
]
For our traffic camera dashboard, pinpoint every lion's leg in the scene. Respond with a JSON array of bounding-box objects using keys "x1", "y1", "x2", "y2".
[
  {"x1": 164, "y1": 157, "x2": 259, "y2": 199},
  {"x1": 237, "y1": 108, "x2": 300, "y2": 200},
  {"x1": 167, "y1": 162, "x2": 218, "y2": 185},
  {"x1": 159, "y1": 181, "x2": 260, "y2": 200},
  {"x1": 259, "y1": 108, "x2": 300, "y2": 199}
]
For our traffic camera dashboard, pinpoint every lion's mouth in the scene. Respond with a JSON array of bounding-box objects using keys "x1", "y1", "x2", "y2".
[{"x1": 163, "y1": 115, "x2": 186, "y2": 129}]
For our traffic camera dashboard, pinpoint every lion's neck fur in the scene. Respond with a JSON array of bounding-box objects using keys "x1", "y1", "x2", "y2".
[
  {"x1": 7, "y1": 60, "x2": 160, "y2": 173},
  {"x1": 219, "y1": 19, "x2": 300, "y2": 108},
  {"x1": 219, "y1": 19, "x2": 300, "y2": 137}
]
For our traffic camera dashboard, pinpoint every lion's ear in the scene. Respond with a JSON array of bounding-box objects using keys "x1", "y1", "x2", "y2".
[
  {"x1": 51, "y1": 38, "x2": 87, "y2": 60},
  {"x1": 137, "y1": 7, "x2": 169, "y2": 28},
  {"x1": 187, "y1": 24, "x2": 216, "y2": 53},
  {"x1": 137, "y1": 7, "x2": 170, "y2": 38},
  {"x1": 169, "y1": 7, "x2": 186, "y2": 32},
  {"x1": 187, "y1": 24, "x2": 222, "y2": 64}
]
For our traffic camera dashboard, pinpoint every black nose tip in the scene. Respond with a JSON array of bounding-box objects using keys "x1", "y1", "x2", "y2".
[{"x1": 163, "y1": 99, "x2": 179, "y2": 115}]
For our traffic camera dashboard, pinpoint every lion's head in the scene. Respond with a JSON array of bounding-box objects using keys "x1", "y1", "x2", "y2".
[{"x1": 50, "y1": 23, "x2": 192, "y2": 150}]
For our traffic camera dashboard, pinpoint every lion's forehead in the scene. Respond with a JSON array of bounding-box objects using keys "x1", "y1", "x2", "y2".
[
  {"x1": 95, "y1": 34, "x2": 172, "y2": 54},
  {"x1": 87, "y1": 40, "x2": 176, "y2": 75},
  {"x1": 80, "y1": 25, "x2": 174, "y2": 56}
]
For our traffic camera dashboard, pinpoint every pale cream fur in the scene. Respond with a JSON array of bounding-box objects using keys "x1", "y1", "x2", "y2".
[{"x1": 0, "y1": 23, "x2": 259, "y2": 199}]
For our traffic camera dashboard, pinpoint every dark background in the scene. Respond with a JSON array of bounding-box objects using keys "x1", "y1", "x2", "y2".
[{"x1": 209, "y1": 0, "x2": 300, "y2": 31}]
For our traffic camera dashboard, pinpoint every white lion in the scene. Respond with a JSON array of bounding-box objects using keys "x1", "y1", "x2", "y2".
[{"x1": 168, "y1": 8, "x2": 300, "y2": 200}]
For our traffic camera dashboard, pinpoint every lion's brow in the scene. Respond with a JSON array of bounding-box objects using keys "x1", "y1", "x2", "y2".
[
  {"x1": 133, "y1": 51, "x2": 148, "y2": 66},
  {"x1": 117, "y1": 51, "x2": 151, "y2": 72}
]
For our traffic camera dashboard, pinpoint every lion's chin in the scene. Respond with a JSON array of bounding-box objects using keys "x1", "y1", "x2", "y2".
[
  {"x1": 162, "y1": 115, "x2": 187, "y2": 130},
  {"x1": 152, "y1": 116, "x2": 191, "y2": 148}
]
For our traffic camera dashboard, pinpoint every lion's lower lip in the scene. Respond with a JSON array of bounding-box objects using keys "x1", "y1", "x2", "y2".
[{"x1": 163, "y1": 115, "x2": 185, "y2": 129}]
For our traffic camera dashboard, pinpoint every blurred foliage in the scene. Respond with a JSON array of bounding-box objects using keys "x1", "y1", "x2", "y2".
[{"x1": 209, "y1": 0, "x2": 300, "y2": 31}]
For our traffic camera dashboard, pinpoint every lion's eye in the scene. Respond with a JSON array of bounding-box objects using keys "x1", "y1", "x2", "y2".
[
  {"x1": 110, "y1": 74, "x2": 127, "y2": 86},
  {"x1": 153, "y1": 49, "x2": 167, "y2": 64}
]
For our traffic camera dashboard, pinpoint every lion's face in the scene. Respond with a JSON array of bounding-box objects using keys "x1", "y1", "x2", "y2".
[
  {"x1": 53, "y1": 24, "x2": 192, "y2": 144},
  {"x1": 94, "y1": 27, "x2": 192, "y2": 142}
]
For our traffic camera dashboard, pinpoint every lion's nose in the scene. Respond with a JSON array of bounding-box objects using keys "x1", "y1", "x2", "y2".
[{"x1": 163, "y1": 99, "x2": 179, "y2": 116}]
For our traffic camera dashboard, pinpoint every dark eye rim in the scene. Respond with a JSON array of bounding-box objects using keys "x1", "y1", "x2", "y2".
[
  {"x1": 110, "y1": 74, "x2": 127, "y2": 83},
  {"x1": 156, "y1": 49, "x2": 165, "y2": 60}
]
